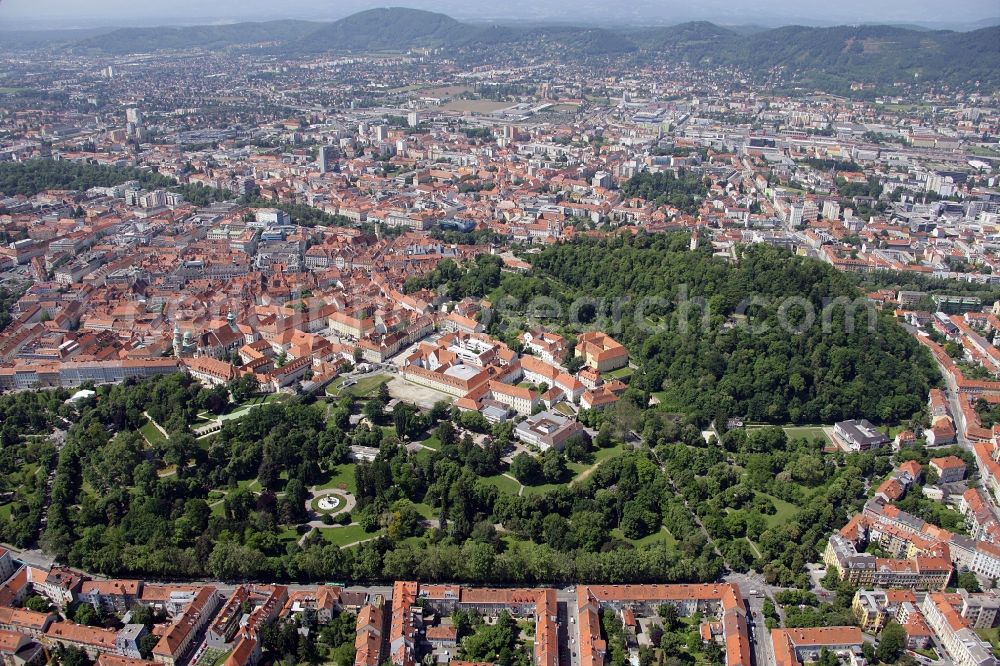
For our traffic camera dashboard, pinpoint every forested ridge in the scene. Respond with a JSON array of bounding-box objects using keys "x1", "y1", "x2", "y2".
[
  {"x1": 492, "y1": 235, "x2": 939, "y2": 425},
  {"x1": 40, "y1": 9, "x2": 999, "y2": 90}
]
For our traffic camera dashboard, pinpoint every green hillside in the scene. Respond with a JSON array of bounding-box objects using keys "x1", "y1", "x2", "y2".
[
  {"x1": 294, "y1": 7, "x2": 481, "y2": 52},
  {"x1": 71, "y1": 20, "x2": 320, "y2": 54},
  {"x1": 52, "y1": 8, "x2": 999, "y2": 89}
]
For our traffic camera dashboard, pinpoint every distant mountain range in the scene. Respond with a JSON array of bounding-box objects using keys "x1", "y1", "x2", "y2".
[{"x1": 9, "y1": 7, "x2": 999, "y2": 90}]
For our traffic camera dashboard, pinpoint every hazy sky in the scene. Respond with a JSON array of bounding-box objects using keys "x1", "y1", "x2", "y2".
[{"x1": 1, "y1": 0, "x2": 998, "y2": 29}]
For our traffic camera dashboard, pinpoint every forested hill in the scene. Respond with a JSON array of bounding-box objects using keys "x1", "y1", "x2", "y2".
[
  {"x1": 494, "y1": 235, "x2": 939, "y2": 426},
  {"x1": 69, "y1": 20, "x2": 321, "y2": 54},
  {"x1": 37, "y1": 8, "x2": 998, "y2": 89}
]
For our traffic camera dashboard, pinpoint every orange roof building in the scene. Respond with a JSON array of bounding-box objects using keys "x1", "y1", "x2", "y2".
[{"x1": 771, "y1": 627, "x2": 864, "y2": 666}]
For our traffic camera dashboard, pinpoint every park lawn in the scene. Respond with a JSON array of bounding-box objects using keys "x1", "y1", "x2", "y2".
[
  {"x1": 0, "y1": 503, "x2": 12, "y2": 523},
  {"x1": 501, "y1": 533, "x2": 533, "y2": 550},
  {"x1": 419, "y1": 435, "x2": 442, "y2": 450},
  {"x1": 140, "y1": 419, "x2": 167, "y2": 446},
  {"x1": 612, "y1": 527, "x2": 678, "y2": 549},
  {"x1": 604, "y1": 366, "x2": 633, "y2": 380},
  {"x1": 210, "y1": 501, "x2": 226, "y2": 518},
  {"x1": 522, "y1": 481, "x2": 564, "y2": 496},
  {"x1": 234, "y1": 394, "x2": 280, "y2": 409},
  {"x1": 410, "y1": 503, "x2": 435, "y2": 519},
  {"x1": 758, "y1": 493, "x2": 801, "y2": 528},
  {"x1": 236, "y1": 478, "x2": 262, "y2": 492},
  {"x1": 481, "y1": 474, "x2": 521, "y2": 494},
  {"x1": 217, "y1": 395, "x2": 286, "y2": 423},
  {"x1": 569, "y1": 446, "x2": 624, "y2": 484},
  {"x1": 277, "y1": 526, "x2": 303, "y2": 544},
  {"x1": 316, "y1": 464, "x2": 358, "y2": 494},
  {"x1": 326, "y1": 376, "x2": 349, "y2": 396},
  {"x1": 318, "y1": 524, "x2": 383, "y2": 547},
  {"x1": 412, "y1": 447, "x2": 436, "y2": 464}
]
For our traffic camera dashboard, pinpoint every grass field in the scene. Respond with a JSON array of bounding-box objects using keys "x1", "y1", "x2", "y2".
[
  {"x1": 410, "y1": 502, "x2": 435, "y2": 519},
  {"x1": 277, "y1": 526, "x2": 304, "y2": 544},
  {"x1": 611, "y1": 527, "x2": 678, "y2": 549},
  {"x1": 316, "y1": 464, "x2": 358, "y2": 494},
  {"x1": 317, "y1": 524, "x2": 383, "y2": 546},
  {"x1": 522, "y1": 482, "x2": 562, "y2": 496},
  {"x1": 326, "y1": 376, "x2": 348, "y2": 395},
  {"x1": 781, "y1": 426, "x2": 831, "y2": 443},
  {"x1": 236, "y1": 478, "x2": 262, "y2": 492},
  {"x1": 419, "y1": 435, "x2": 442, "y2": 450},
  {"x1": 758, "y1": 492, "x2": 801, "y2": 528},
  {"x1": 330, "y1": 374, "x2": 391, "y2": 399},
  {"x1": 604, "y1": 366, "x2": 634, "y2": 380},
  {"x1": 481, "y1": 474, "x2": 522, "y2": 494},
  {"x1": 745, "y1": 424, "x2": 832, "y2": 445},
  {"x1": 140, "y1": 419, "x2": 168, "y2": 446},
  {"x1": 569, "y1": 446, "x2": 624, "y2": 484},
  {"x1": 977, "y1": 626, "x2": 1000, "y2": 657}
]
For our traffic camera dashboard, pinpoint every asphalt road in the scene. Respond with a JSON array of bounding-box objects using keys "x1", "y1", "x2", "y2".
[{"x1": 726, "y1": 572, "x2": 777, "y2": 666}]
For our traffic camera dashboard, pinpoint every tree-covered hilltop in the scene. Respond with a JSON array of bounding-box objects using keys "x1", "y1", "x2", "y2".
[
  {"x1": 490, "y1": 235, "x2": 938, "y2": 425},
  {"x1": 293, "y1": 8, "x2": 498, "y2": 53},
  {"x1": 0, "y1": 159, "x2": 231, "y2": 205}
]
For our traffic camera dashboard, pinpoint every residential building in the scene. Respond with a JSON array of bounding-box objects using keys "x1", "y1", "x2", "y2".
[
  {"x1": 921, "y1": 592, "x2": 996, "y2": 666},
  {"x1": 771, "y1": 627, "x2": 864, "y2": 666}
]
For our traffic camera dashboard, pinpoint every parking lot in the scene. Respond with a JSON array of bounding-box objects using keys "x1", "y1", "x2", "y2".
[{"x1": 385, "y1": 376, "x2": 455, "y2": 410}]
